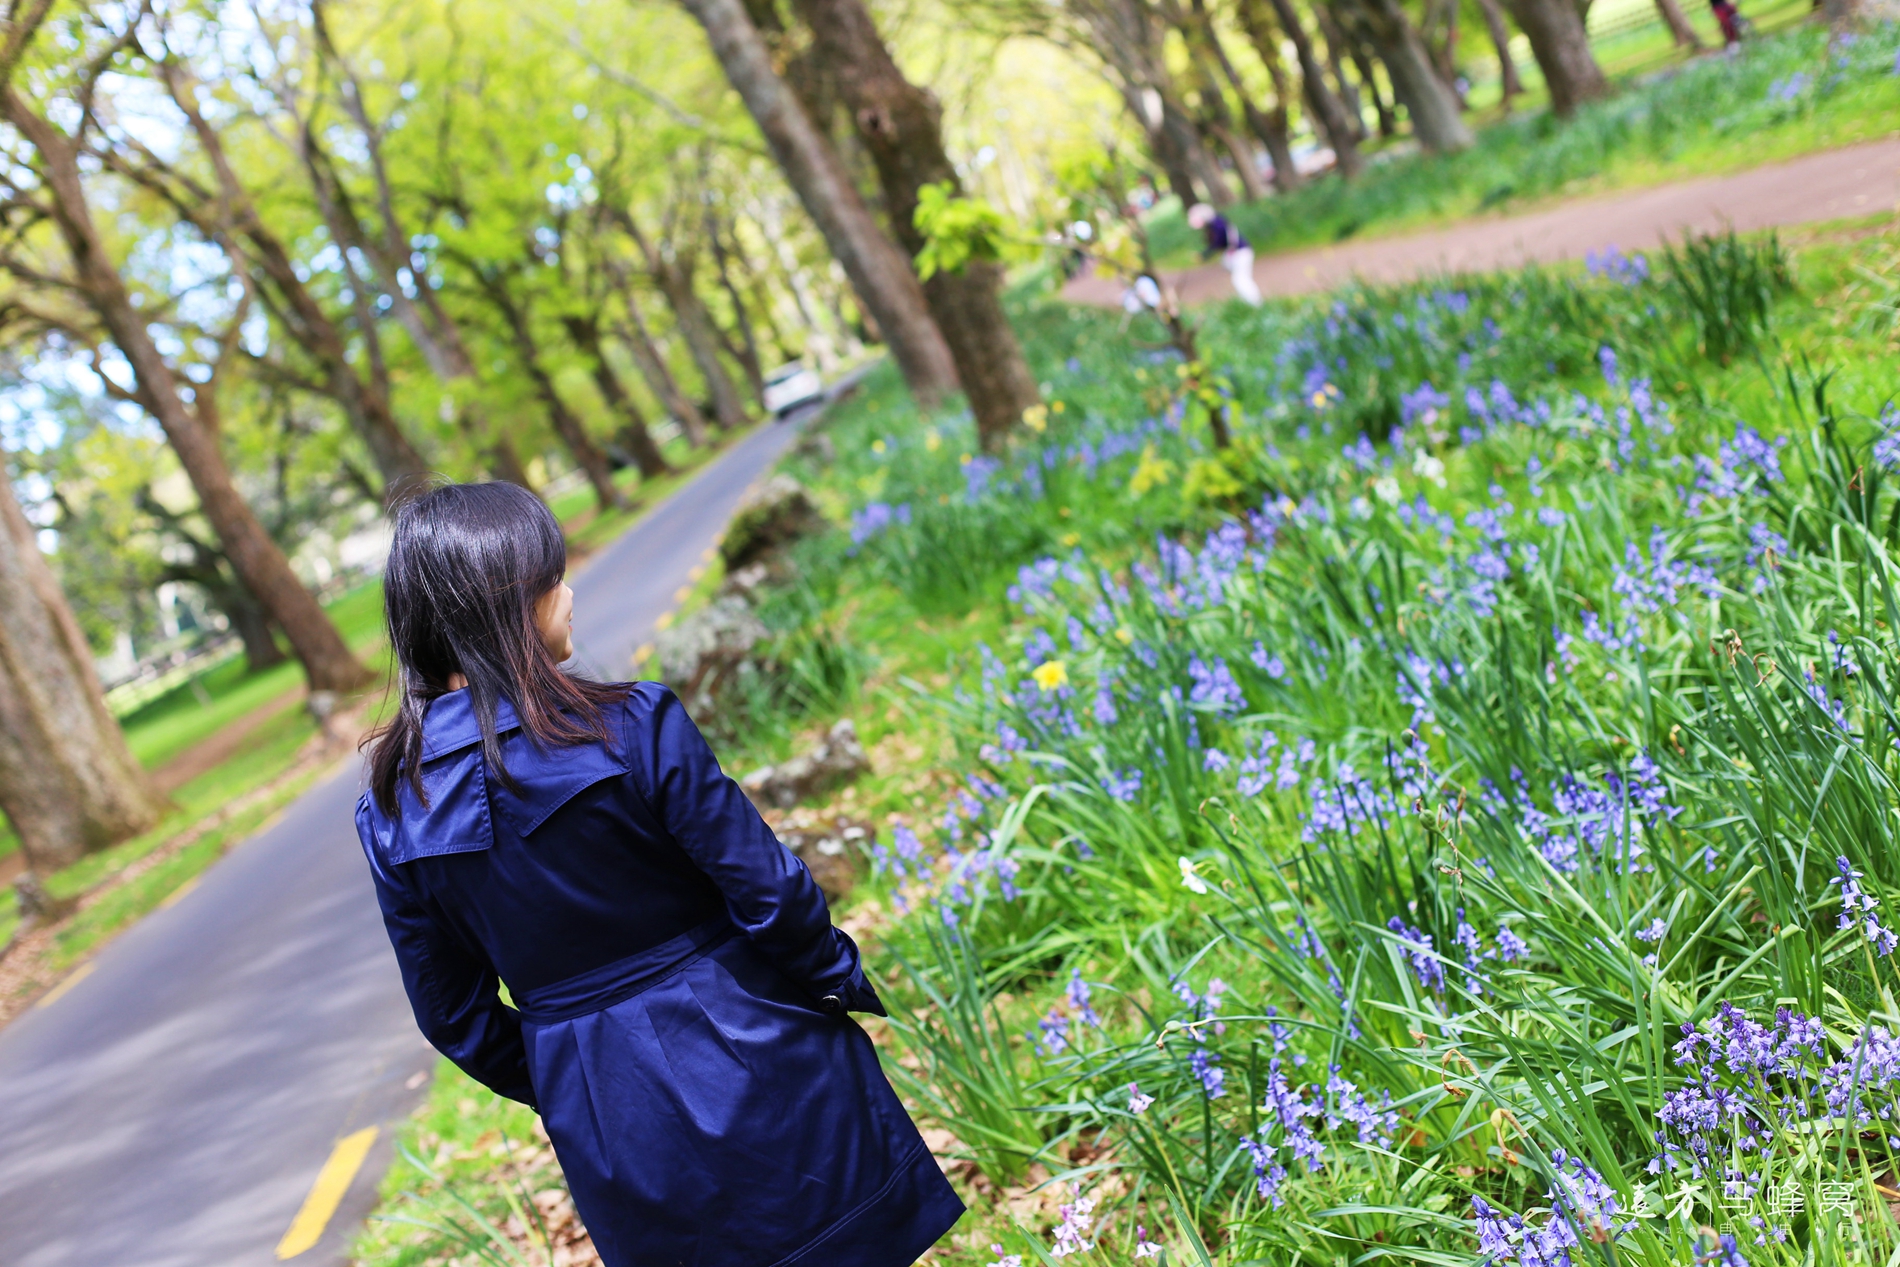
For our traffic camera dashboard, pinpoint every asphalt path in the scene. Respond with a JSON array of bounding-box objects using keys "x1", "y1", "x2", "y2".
[{"x1": 0, "y1": 407, "x2": 818, "y2": 1267}]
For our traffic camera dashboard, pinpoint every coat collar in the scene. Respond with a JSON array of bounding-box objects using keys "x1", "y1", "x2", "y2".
[{"x1": 421, "y1": 690, "x2": 523, "y2": 762}]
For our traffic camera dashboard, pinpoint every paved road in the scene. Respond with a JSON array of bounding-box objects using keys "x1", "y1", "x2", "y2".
[
  {"x1": 1064, "y1": 136, "x2": 1900, "y2": 306},
  {"x1": 0, "y1": 411, "x2": 814, "y2": 1267}
]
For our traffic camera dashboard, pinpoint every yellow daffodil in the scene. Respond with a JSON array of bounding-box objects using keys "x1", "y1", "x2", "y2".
[
  {"x1": 872, "y1": 438, "x2": 887, "y2": 454},
  {"x1": 1031, "y1": 660, "x2": 1069, "y2": 692},
  {"x1": 1022, "y1": 403, "x2": 1049, "y2": 433},
  {"x1": 925, "y1": 428, "x2": 942, "y2": 452},
  {"x1": 1115, "y1": 627, "x2": 1134, "y2": 645}
]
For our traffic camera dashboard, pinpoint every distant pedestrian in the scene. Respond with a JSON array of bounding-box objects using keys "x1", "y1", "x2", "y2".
[
  {"x1": 1187, "y1": 202, "x2": 1263, "y2": 306},
  {"x1": 355, "y1": 482, "x2": 962, "y2": 1267},
  {"x1": 1710, "y1": 0, "x2": 1743, "y2": 46}
]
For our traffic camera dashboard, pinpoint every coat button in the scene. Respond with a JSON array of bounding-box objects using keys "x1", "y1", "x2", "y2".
[{"x1": 819, "y1": 994, "x2": 843, "y2": 1015}]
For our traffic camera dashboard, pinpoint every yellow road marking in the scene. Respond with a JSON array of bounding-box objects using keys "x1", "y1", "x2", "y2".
[
  {"x1": 35, "y1": 963, "x2": 93, "y2": 1010},
  {"x1": 654, "y1": 611, "x2": 674, "y2": 631},
  {"x1": 672, "y1": 584, "x2": 691, "y2": 603},
  {"x1": 158, "y1": 876, "x2": 200, "y2": 910},
  {"x1": 631, "y1": 641, "x2": 655, "y2": 669},
  {"x1": 275, "y1": 1126, "x2": 379, "y2": 1259},
  {"x1": 687, "y1": 564, "x2": 705, "y2": 582}
]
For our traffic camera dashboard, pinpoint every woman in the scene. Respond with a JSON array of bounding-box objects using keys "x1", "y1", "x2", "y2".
[{"x1": 354, "y1": 482, "x2": 963, "y2": 1265}]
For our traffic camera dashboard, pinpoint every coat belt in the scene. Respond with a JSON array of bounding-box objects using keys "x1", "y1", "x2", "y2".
[{"x1": 511, "y1": 918, "x2": 738, "y2": 1024}]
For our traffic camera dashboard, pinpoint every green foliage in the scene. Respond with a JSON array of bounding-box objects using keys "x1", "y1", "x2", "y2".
[
  {"x1": 913, "y1": 181, "x2": 1026, "y2": 280},
  {"x1": 1663, "y1": 230, "x2": 1795, "y2": 365}
]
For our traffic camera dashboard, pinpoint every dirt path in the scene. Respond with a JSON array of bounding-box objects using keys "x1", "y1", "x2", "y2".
[{"x1": 1063, "y1": 136, "x2": 1900, "y2": 307}]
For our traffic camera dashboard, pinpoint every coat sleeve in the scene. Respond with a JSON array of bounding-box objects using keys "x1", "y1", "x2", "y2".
[
  {"x1": 624, "y1": 684, "x2": 885, "y2": 1016},
  {"x1": 355, "y1": 797, "x2": 539, "y2": 1106}
]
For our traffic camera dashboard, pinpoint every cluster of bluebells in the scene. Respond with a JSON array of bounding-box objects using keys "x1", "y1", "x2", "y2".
[
  {"x1": 1831, "y1": 857, "x2": 1897, "y2": 955},
  {"x1": 848, "y1": 500, "x2": 911, "y2": 548},
  {"x1": 1172, "y1": 975, "x2": 1230, "y2": 1099},
  {"x1": 1240, "y1": 1055, "x2": 1401, "y2": 1208},
  {"x1": 1584, "y1": 246, "x2": 1650, "y2": 287},
  {"x1": 1031, "y1": 970, "x2": 1103, "y2": 1056},
  {"x1": 1478, "y1": 755, "x2": 1681, "y2": 876},
  {"x1": 1388, "y1": 910, "x2": 1530, "y2": 995},
  {"x1": 1470, "y1": 1150, "x2": 1626, "y2": 1266},
  {"x1": 1654, "y1": 1002, "x2": 1900, "y2": 1193}
]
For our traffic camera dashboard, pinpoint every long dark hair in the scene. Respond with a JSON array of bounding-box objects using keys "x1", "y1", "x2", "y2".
[{"x1": 367, "y1": 481, "x2": 624, "y2": 815}]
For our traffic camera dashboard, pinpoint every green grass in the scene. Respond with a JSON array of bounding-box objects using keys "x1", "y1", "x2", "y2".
[
  {"x1": 351, "y1": 1058, "x2": 577, "y2": 1267},
  {"x1": 1144, "y1": 20, "x2": 1900, "y2": 266}
]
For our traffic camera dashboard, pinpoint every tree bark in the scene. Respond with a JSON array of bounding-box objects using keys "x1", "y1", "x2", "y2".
[
  {"x1": 1311, "y1": 4, "x2": 1372, "y2": 140},
  {"x1": 0, "y1": 465, "x2": 162, "y2": 873},
  {"x1": 3, "y1": 90, "x2": 372, "y2": 693},
  {"x1": 138, "y1": 490, "x2": 288, "y2": 673},
  {"x1": 613, "y1": 280, "x2": 711, "y2": 448},
  {"x1": 1197, "y1": 0, "x2": 1300, "y2": 192},
  {"x1": 1182, "y1": 44, "x2": 1271, "y2": 200},
  {"x1": 702, "y1": 204, "x2": 768, "y2": 400},
  {"x1": 561, "y1": 313, "x2": 674, "y2": 480},
  {"x1": 1249, "y1": 0, "x2": 1365, "y2": 177},
  {"x1": 619, "y1": 217, "x2": 751, "y2": 432},
  {"x1": 476, "y1": 271, "x2": 625, "y2": 511},
  {"x1": 1474, "y1": 0, "x2": 1527, "y2": 100},
  {"x1": 1073, "y1": 0, "x2": 1233, "y2": 206},
  {"x1": 1821, "y1": 0, "x2": 1861, "y2": 28},
  {"x1": 678, "y1": 0, "x2": 959, "y2": 408},
  {"x1": 1502, "y1": 0, "x2": 1611, "y2": 116},
  {"x1": 796, "y1": 0, "x2": 1042, "y2": 451},
  {"x1": 1335, "y1": 0, "x2": 1474, "y2": 151},
  {"x1": 1650, "y1": 0, "x2": 1703, "y2": 48}
]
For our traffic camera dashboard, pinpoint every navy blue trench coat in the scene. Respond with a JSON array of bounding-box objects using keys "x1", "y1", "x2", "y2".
[{"x1": 355, "y1": 683, "x2": 963, "y2": 1266}]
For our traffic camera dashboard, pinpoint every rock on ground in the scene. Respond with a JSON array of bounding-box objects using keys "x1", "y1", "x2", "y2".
[
  {"x1": 740, "y1": 719, "x2": 869, "y2": 811},
  {"x1": 653, "y1": 596, "x2": 769, "y2": 719},
  {"x1": 719, "y1": 474, "x2": 824, "y2": 573},
  {"x1": 774, "y1": 817, "x2": 873, "y2": 902}
]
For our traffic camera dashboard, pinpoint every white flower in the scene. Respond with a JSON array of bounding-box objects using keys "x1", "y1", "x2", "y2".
[
  {"x1": 1127, "y1": 1082, "x2": 1155, "y2": 1114},
  {"x1": 1412, "y1": 450, "x2": 1447, "y2": 487},
  {"x1": 1374, "y1": 476, "x2": 1401, "y2": 504},
  {"x1": 1178, "y1": 856, "x2": 1208, "y2": 894}
]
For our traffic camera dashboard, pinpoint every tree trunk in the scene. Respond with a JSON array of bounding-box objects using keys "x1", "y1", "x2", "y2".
[
  {"x1": 1198, "y1": 0, "x2": 1301, "y2": 192},
  {"x1": 797, "y1": 0, "x2": 1042, "y2": 450},
  {"x1": 678, "y1": 0, "x2": 959, "y2": 409},
  {"x1": 0, "y1": 459, "x2": 162, "y2": 873},
  {"x1": 561, "y1": 313, "x2": 674, "y2": 480},
  {"x1": 3, "y1": 90, "x2": 372, "y2": 693},
  {"x1": 1503, "y1": 0, "x2": 1610, "y2": 116},
  {"x1": 1338, "y1": 0, "x2": 1475, "y2": 151},
  {"x1": 703, "y1": 206, "x2": 768, "y2": 400},
  {"x1": 616, "y1": 212, "x2": 752, "y2": 431},
  {"x1": 1251, "y1": 0, "x2": 1365, "y2": 177},
  {"x1": 614, "y1": 282, "x2": 711, "y2": 448},
  {"x1": 478, "y1": 273, "x2": 624, "y2": 512},
  {"x1": 1077, "y1": 0, "x2": 1232, "y2": 206},
  {"x1": 151, "y1": 61, "x2": 431, "y2": 501},
  {"x1": 1312, "y1": 4, "x2": 1373, "y2": 139},
  {"x1": 1821, "y1": 0, "x2": 1861, "y2": 28},
  {"x1": 1650, "y1": 0, "x2": 1702, "y2": 47},
  {"x1": 1186, "y1": 51, "x2": 1271, "y2": 201},
  {"x1": 1475, "y1": 0, "x2": 1527, "y2": 100}
]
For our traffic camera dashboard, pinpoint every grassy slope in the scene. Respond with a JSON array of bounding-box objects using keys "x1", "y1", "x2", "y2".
[{"x1": 1144, "y1": 20, "x2": 1900, "y2": 267}]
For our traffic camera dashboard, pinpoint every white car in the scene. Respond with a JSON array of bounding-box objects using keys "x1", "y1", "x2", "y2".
[{"x1": 762, "y1": 362, "x2": 825, "y2": 418}]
